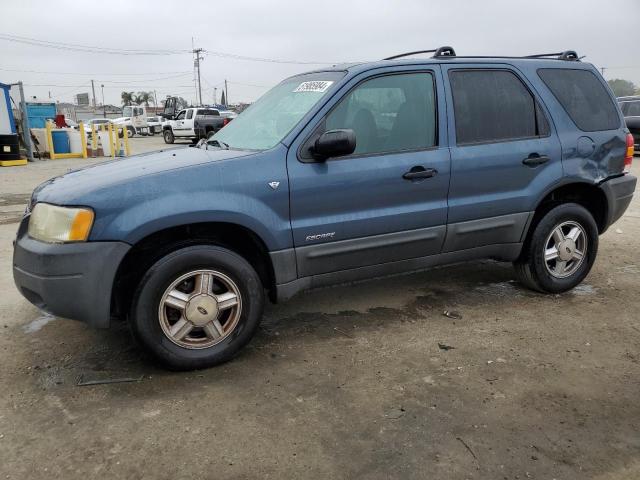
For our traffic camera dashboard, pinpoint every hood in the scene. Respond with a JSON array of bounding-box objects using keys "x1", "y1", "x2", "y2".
[
  {"x1": 112, "y1": 117, "x2": 129, "y2": 123},
  {"x1": 33, "y1": 146, "x2": 255, "y2": 206}
]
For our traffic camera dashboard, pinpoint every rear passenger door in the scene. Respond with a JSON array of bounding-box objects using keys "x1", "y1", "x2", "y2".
[{"x1": 442, "y1": 65, "x2": 562, "y2": 252}]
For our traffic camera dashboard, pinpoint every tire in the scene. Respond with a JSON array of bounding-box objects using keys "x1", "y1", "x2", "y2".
[
  {"x1": 127, "y1": 125, "x2": 136, "y2": 138},
  {"x1": 163, "y1": 129, "x2": 175, "y2": 144},
  {"x1": 130, "y1": 245, "x2": 264, "y2": 370},
  {"x1": 514, "y1": 203, "x2": 598, "y2": 293}
]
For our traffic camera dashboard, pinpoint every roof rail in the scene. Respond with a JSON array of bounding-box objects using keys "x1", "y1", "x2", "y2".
[
  {"x1": 383, "y1": 46, "x2": 456, "y2": 61},
  {"x1": 525, "y1": 50, "x2": 579, "y2": 61}
]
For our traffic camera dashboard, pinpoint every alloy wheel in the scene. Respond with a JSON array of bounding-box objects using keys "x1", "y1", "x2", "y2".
[
  {"x1": 543, "y1": 221, "x2": 587, "y2": 278},
  {"x1": 158, "y1": 269, "x2": 242, "y2": 349}
]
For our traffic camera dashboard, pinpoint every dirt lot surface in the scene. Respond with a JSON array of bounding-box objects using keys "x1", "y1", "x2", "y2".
[{"x1": 1, "y1": 142, "x2": 638, "y2": 479}]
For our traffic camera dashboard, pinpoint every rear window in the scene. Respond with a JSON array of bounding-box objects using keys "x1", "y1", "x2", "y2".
[
  {"x1": 449, "y1": 69, "x2": 548, "y2": 145},
  {"x1": 538, "y1": 68, "x2": 620, "y2": 132},
  {"x1": 621, "y1": 100, "x2": 640, "y2": 117}
]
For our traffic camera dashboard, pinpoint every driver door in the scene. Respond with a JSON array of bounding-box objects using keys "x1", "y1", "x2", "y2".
[
  {"x1": 173, "y1": 110, "x2": 187, "y2": 137},
  {"x1": 286, "y1": 67, "x2": 450, "y2": 277}
]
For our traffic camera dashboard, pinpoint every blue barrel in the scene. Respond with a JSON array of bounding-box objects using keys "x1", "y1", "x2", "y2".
[{"x1": 51, "y1": 131, "x2": 70, "y2": 154}]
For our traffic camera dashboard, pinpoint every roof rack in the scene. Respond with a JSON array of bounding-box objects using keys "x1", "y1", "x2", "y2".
[
  {"x1": 383, "y1": 48, "x2": 581, "y2": 62},
  {"x1": 525, "y1": 50, "x2": 579, "y2": 61},
  {"x1": 383, "y1": 46, "x2": 456, "y2": 61}
]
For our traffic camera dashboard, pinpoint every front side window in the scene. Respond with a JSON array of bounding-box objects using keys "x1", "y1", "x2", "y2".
[
  {"x1": 450, "y1": 70, "x2": 546, "y2": 145},
  {"x1": 538, "y1": 68, "x2": 620, "y2": 131},
  {"x1": 323, "y1": 72, "x2": 437, "y2": 156},
  {"x1": 175, "y1": 111, "x2": 185, "y2": 120}
]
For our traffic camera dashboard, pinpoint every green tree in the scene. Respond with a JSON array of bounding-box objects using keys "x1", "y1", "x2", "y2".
[
  {"x1": 121, "y1": 91, "x2": 135, "y2": 106},
  {"x1": 134, "y1": 91, "x2": 154, "y2": 106},
  {"x1": 607, "y1": 79, "x2": 637, "y2": 97}
]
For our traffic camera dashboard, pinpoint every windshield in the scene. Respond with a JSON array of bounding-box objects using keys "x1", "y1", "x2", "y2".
[{"x1": 210, "y1": 71, "x2": 345, "y2": 150}]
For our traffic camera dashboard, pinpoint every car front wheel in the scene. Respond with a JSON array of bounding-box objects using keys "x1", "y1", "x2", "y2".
[
  {"x1": 514, "y1": 203, "x2": 598, "y2": 293},
  {"x1": 163, "y1": 129, "x2": 174, "y2": 144},
  {"x1": 130, "y1": 245, "x2": 264, "y2": 370}
]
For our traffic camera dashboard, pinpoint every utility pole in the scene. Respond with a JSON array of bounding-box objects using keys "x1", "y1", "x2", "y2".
[
  {"x1": 101, "y1": 84, "x2": 106, "y2": 118},
  {"x1": 213, "y1": 87, "x2": 217, "y2": 105},
  {"x1": 91, "y1": 79, "x2": 97, "y2": 109},
  {"x1": 193, "y1": 47, "x2": 204, "y2": 106},
  {"x1": 601, "y1": 67, "x2": 606, "y2": 78},
  {"x1": 153, "y1": 90, "x2": 158, "y2": 112},
  {"x1": 224, "y1": 79, "x2": 228, "y2": 106}
]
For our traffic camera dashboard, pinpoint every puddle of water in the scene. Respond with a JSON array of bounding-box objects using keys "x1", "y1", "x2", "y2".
[
  {"x1": 572, "y1": 284, "x2": 597, "y2": 296},
  {"x1": 23, "y1": 312, "x2": 56, "y2": 333},
  {"x1": 474, "y1": 280, "x2": 520, "y2": 297}
]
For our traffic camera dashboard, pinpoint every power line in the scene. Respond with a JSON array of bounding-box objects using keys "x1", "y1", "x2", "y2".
[
  {"x1": 0, "y1": 66, "x2": 192, "y2": 76},
  {"x1": 0, "y1": 34, "x2": 189, "y2": 55},
  {"x1": 0, "y1": 33, "x2": 338, "y2": 64},
  {"x1": 98, "y1": 73, "x2": 193, "y2": 84},
  {"x1": 23, "y1": 83, "x2": 195, "y2": 89},
  {"x1": 202, "y1": 49, "x2": 334, "y2": 65}
]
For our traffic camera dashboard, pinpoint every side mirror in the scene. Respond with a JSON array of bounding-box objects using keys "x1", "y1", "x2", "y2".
[{"x1": 312, "y1": 129, "x2": 356, "y2": 161}]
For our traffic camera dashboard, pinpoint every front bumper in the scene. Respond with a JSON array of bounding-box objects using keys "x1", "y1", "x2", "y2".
[
  {"x1": 599, "y1": 174, "x2": 637, "y2": 231},
  {"x1": 12, "y1": 217, "x2": 130, "y2": 328}
]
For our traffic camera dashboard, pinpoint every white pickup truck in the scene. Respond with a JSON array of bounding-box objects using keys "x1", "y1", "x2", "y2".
[
  {"x1": 161, "y1": 107, "x2": 233, "y2": 144},
  {"x1": 112, "y1": 106, "x2": 151, "y2": 137}
]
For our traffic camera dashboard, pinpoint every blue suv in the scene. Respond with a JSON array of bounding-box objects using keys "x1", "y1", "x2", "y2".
[{"x1": 13, "y1": 47, "x2": 637, "y2": 369}]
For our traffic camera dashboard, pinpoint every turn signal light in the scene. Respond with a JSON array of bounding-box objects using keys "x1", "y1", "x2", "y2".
[{"x1": 624, "y1": 133, "x2": 634, "y2": 174}]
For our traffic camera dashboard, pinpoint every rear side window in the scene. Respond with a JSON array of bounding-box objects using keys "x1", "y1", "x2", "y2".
[
  {"x1": 186, "y1": 110, "x2": 194, "y2": 119},
  {"x1": 538, "y1": 69, "x2": 620, "y2": 131},
  {"x1": 449, "y1": 70, "x2": 546, "y2": 145}
]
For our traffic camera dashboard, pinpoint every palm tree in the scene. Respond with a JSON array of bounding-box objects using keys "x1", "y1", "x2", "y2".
[
  {"x1": 121, "y1": 91, "x2": 134, "y2": 106},
  {"x1": 135, "y1": 91, "x2": 153, "y2": 107}
]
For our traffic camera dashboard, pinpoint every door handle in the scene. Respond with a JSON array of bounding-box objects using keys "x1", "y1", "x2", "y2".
[
  {"x1": 522, "y1": 153, "x2": 550, "y2": 167},
  {"x1": 403, "y1": 166, "x2": 438, "y2": 180}
]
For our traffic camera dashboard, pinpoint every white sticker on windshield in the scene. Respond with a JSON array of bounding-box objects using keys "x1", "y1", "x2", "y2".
[{"x1": 294, "y1": 81, "x2": 334, "y2": 93}]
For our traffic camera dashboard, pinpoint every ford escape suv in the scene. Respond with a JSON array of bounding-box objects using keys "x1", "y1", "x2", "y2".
[{"x1": 13, "y1": 47, "x2": 636, "y2": 370}]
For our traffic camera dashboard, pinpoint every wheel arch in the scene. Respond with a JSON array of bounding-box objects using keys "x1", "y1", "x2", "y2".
[
  {"x1": 111, "y1": 221, "x2": 277, "y2": 322},
  {"x1": 525, "y1": 180, "x2": 608, "y2": 244}
]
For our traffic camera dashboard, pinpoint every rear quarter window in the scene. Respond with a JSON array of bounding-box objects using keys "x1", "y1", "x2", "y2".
[{"x1": 538, "y1": 68, "x2": 620, "y2": 132}]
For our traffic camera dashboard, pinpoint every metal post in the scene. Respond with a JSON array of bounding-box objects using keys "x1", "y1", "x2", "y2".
[
  {"x1": 214, "y1": 87, "x2": 217, "y2": 105},
  {"x1": 16, "y1": 82, "x2": 34, "y2": 162},
  {"x1": 224, "y1": 79, "x2": 228, "y2": 107}
]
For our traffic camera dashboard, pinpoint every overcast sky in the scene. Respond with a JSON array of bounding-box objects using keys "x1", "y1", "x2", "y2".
[{"x1": 1, "y1": 0, "x2": 639, "y2": 108}]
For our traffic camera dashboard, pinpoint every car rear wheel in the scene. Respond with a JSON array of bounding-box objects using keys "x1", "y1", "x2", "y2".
[
  {"x1": 514, "y1": 203, "x2": 598, "y2": 293},
  {"x1": 130, "y1": 245, "x2": 264, "y2": 370},
  {"x1": 163, "y1": 129, "x2": 174, "y2": 144}
]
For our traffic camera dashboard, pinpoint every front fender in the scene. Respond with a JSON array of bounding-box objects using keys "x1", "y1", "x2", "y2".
[
  {"x1": 87, "y1": 146, "x2": 292, "y2": 250},
  {"x1": 99, "y1": 191, "x2": 287, "y2": 249}
]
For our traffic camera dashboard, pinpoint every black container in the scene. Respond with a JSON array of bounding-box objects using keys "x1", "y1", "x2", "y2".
[{"x1": 0, "y1": 134, "x2": 20, "y2": 160}]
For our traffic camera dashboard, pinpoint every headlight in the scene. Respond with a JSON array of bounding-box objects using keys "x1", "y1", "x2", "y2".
[{"x1": 28, "y1": 203, "x2": 94, "y2": 243}]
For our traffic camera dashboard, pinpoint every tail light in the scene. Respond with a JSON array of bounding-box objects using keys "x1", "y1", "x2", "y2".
[
  {"x1": 624, "y1": 133, "x2": 634, "y2": 174},
  {"x1": 222, "y1": 118, "x2": 230, "y2": 127}
]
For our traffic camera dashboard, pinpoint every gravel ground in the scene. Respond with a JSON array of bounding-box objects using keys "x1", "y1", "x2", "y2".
[{"x1": 0, "y1": 143, "x2": 638, "y2": 479}]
